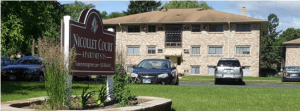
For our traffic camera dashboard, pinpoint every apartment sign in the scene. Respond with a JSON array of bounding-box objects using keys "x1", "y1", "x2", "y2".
[{"x1": 62, "y1": 9, "x2": 116, "y2": 75}]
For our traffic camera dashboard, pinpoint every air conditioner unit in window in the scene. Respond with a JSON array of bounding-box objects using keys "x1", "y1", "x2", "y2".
[{"x1": 184, "y1": 49, "x2": 189, "y2": 53}]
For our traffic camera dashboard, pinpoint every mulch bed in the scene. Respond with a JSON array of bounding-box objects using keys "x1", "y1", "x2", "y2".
[{"x1": 21, "y1": 96, "x2": 151, "y2": 110}]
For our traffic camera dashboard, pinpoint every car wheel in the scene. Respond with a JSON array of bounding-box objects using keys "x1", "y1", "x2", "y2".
[
  {"x1": 214, "y1": 79, "x2": 219, "y2": 85},
  {"x1": 39, "y1": 74, "x2": 44, "y2": 82}
]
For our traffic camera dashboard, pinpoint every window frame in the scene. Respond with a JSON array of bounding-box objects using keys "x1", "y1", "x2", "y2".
[
  {"x1": 191, "y1": 25, "x2": 201, "y2": 32},
  {"x1": 191, "y1": 45, "x2": 200, "y2": 55},
  {"x1": 147, "y1": 25, "x2": 156, "y2": 32},
  {"x1": 236, "y1": 46, "x2": 250, "y2": 55},
  {"x1": 128, "y1": 25, "x2": 140, "y2": 33},
  {"x1": 208, "y1": 46, "x2": 223, "y2": 55},
  {"x1": 127, "y1": 46, "x2": 140, "y2": 55},
  {"x1": 191, "y1": 66, "x2": 200, "y2": 74},
  {"x1": 147, "y1": 46, "x2": 156, "y2": 54},
  {"x1": 236, "y1": 24, "x2": 251, "y2": 32},
  {"x1": 208, "y1": 66, "x2": 215, "y2": 75},
  {"x1": 209, "y1": 24, "x2": 223, "y2": 32}
]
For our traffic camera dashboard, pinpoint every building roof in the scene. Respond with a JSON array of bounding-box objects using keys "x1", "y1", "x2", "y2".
[
  {"x1": 103, "y1": 8, "x2": 267, "y2": 25},
  {"x1": 282, "y1": 38, "x2": 300, "y2": 45}
]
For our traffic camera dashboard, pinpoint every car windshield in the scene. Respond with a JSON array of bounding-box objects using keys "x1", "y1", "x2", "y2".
[
  {"x1": 217, "y1": 60, "x2": 241, "y2": 67},
  {"x1": 13, "y1": 57, "x2": 42, "y2": 65},
  {"x1": 137, "y1": 60, "x2": 170, "y2": 69},
  {"x1": 285, "y1": 67, "x2": 300, "y2": 71}
]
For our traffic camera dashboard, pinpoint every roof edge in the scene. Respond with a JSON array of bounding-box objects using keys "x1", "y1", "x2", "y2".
[{"x1": 103, "y1": 20, "x2": 268, "y2": 25}]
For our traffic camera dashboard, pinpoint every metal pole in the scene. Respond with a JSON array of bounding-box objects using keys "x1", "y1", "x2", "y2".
[
  {"x1": 63, "y1": 15, "x2": 72, "y2": 108},
  {"x1": 106, "y1": 28, "x2": 115, "y2": 102}
]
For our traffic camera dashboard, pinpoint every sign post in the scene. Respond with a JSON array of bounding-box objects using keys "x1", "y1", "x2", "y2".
[{"x1": 62, "y1": 9, "x2": 116, "y2": 104}]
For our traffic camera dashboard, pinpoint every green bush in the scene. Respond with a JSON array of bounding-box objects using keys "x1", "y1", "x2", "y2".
[
  {"x1": 113, "y1": 64, "x2": 136, "y2": 107},
  {"x1": 95, "y1": 85, "x2": 107, "y2": 106},
  {"x1": 80, "y1": 84, "x2": 94, "y2": 108}
]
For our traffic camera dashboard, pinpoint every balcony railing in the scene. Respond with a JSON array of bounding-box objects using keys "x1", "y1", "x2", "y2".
[{"x1": 165, "y1": 42, "x2": 182, "y2": 47}]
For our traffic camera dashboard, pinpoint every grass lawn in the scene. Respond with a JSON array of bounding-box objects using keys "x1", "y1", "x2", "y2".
[
  {"x1": 2, "y1": 81, "x2": 300, "y2": 110},
  {"x1": 181, "y1": 76, "x2": 300, "y2": 85}
]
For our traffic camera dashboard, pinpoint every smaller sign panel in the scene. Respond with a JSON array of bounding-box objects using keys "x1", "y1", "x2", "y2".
[{"x1": 63, "y1": 9, "x2": 116, "y2": 75}]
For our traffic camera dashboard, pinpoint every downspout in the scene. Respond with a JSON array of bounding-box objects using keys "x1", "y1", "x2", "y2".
[
  {"x1": 228, "y1": 21, "x2": 231, "y2": 58},
  {"x1": 119, "y1": 23, "x2": 123, "y2": 65}
]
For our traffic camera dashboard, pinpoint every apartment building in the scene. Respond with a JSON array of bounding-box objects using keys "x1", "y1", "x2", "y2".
[
  {"x1": 282, "y1": 38, "x2": 300, "y2": 67},
  {"x1": 103, "y1": 7, "x2": 267, "y2": 77}
]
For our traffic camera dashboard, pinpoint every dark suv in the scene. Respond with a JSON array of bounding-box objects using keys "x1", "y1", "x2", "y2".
[
  {"x1": 131, "y1": 59, "x2": 178, "y2": 85},
  {"x1": 214, "y1": 58, "x2": 243, "y2": 84}
]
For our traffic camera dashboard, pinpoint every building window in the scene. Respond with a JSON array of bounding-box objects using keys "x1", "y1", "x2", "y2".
[
  {"x1": 236, "y1": 24, "x2": 251, "y2": 32},
  {"x1": 191, "y1": 66, "x2": 200, "y2": 74},
  {"x1": 192, "y1": 25, "x2": 201, "y2": 32},
  {"x1": 148, "y1": 25, "x2": 156, "y2": 32},
  {"x1": 236, "y1": 46, "x2": 250, "y2": 54},
  {"x1": 191, "y1": 46, "x2": 200, "y2": 54},
  {"x1": 209, "y1": 47, "x2": 222, "y2": 54},
  {"x1": 243, "y1": 67, "x2": 250, "y2": 76},
  {"x1": 128, "y1": 26, "x2": 140, "y2": 32},
  {"x1": 147, "y1": 46, "x2": 156, "y2": 54},
  {"x1": 127, "y1": 46, "x2": 140, "y2": 54},
  {"x1": 126, "y1": 65, "x2": 134, "y2": 73},
  {"x1": 158, "y1": 49, "x2": 163, "y2": 53},
  {"x1": 209, "y1": 24, "x2": 223, "y2": 32},
  {"x1": 208, "y1": 66, "x2": 215, "y2": 75}
]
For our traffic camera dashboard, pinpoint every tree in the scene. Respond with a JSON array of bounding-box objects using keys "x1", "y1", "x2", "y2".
[
  {"x1": 260, "y1": 14, "x2": 282, "y2": 75},
  {"x1": 163, "y1": 1, "x2": 212, "y2": 9},
  {"x1": 105, "y1": 12, "x2": 126, "y2": 19},
  {"x1": 124, "y1": 1, "x2": 162, "y2": 15},
  {"x1": 1, "y1": 1, "x2": 64, "y2": 58},
  {"x1": 100, "y1": 11, "x2": 108, "y2": 19},
  {"x1": 63, "y1": 1, "x2": 95, "y2": 21}
]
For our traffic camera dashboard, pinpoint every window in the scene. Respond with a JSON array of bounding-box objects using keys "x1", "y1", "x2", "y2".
[
  {"x1": 236, "y1": 24, "x2": 251, "y2": 32},
  {"x1": 192, "y1": 25, "x2": 201, "y2": 32},
  {"x1": 148, "y1": 25, "x2": 156, "y2": 32},
  {"x1": 209, "y1": 47, "x2": 222, "y2": 54},
  {"x1": 243, "y1": 67, "x2": 250, "y2": 76},
  {"x1": 209, "y1": 24, "x2": 223, "y2": 32},
  {"x1": 208, "y1": 66, "x2": 215, "y2": 75},
  {"x1": 158, "y1": 49, "x2": 163, "y2": 53},
  {"x1": 191, "y1": 66, "x2": 200, "y2": 74},
  {"x1": 191, "y1": 46, "x2": 200, "y2": 54},
  {"x1": 127, "y1": 46, "x2": 140, "y2": 54},
  {"x1": 128, "y1": 26, "x2": 140, "y2": 32},
  {"x1": 236, "y1": 46, "x2": 250, "y2": 54},
  {"x1": 147, "y1": 46, "x2": 156, "y2": 54},
  {"x1": 126, "y1": 65, "x2": 134, "y2": 73}
]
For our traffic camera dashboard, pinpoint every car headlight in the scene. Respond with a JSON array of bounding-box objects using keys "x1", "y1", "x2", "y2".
[
  {"x1": 24, "y1": 69, "x2": 38, "y2": 73},
  {"x1": 131, "y1": 73, "x2": 138, "y2": 78},
  {"x1": 158, "y1": 74, "x2": 168, "y2": 78}
]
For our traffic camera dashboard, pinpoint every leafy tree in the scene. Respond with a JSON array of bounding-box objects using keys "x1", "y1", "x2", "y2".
[
  {"x1": 123, "y1": 1, "x2": 162, "y2": 15},
  {"x1": 260, "y1": 14, "x2": 282, "y2": 75},
  {"x1": 105, "y1": 12, "x2": 126, "y2": 19},
  {"x1": 163, "y1": 1, "x2": 212, "y2": 9},
  {"x1": 100, "y1": 11, "x2": 108, "y2": 19},
  {"x1": 1, "y1": 1, "x2": 64, "y2": 57},
  {"x1": 63, "y1": 1, "x2": 95, "y2": 21}
]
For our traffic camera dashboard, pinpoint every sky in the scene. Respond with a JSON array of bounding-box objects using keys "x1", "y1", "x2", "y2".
[{"x1": 58, "y1": 0, "x2": 300, "y2": 33}]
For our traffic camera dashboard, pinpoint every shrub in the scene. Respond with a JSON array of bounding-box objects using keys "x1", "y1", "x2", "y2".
[
  {"x1": 95, "y1": 85, "x2": 107, "y2": 106},
  {"x1": 113, "y1": 64, "x2": 136, "y2": 107},
  {"x1": 38, "y1": 38, "x2": 76, "y2": 109},
  {"x1": 80, "y1": 84, "x2": 94, "y2": 108}
]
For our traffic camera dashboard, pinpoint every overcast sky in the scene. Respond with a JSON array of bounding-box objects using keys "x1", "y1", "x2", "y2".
[{"x1": 59, "y1": 1, "x2": 300, "y2": 33}]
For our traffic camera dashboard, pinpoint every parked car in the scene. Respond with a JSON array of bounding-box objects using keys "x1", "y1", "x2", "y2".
[
  {"x1": 1, "y1": 58, "x2": 14, "y2": 70},
  {"x1": 131, "y1": 59, "x2": 178, "y2": 85},
  {"x1": 282, "y1": 66, "x2": 300, "y2": 82},
  {"x1": 214, "y1": 58, "x2": 244, "y2": 84},
  {"x1": 1, "y1": 56, "x2": 45, "y2": 81}
]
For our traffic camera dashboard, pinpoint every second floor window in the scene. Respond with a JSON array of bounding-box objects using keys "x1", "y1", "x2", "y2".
[
  {"x1": 128, "y1": 26, "x2": 140, "y2": 32},
  {"x1": 148, "y1": 25, "x2": 156, "y2": 32},
  {"x1": 127, "y1": 46, "x2": 140, "y2": 54},
  {"x1": 147, "y1": 46, "x2": 156, "y2": 54},
  {"x1": 191, "y1": 46, "x2": 200, "y2": 54},
  {"x1": 192, "y1": 25, "x2": 201, "y2": 32},
  {"x1": 209, "y1": 24, "x2": 223, "y2": 32},
  {"x1": 209, "y1": 47, "x2": 222, "y2": 54},
  {"x1": 236, "y1": 24, "x2": 251, "y2": 32},
  {"x1": 236, "y1": 46, "x2": 250, "y2": 54}
]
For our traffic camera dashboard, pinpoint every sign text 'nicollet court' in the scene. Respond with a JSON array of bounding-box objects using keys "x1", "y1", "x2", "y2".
[{"x1": 62, "y1": 9, "x2": 116, "y2": 75}]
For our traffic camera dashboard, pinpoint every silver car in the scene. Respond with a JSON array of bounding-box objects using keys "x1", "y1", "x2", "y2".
[
  {"x1": 282, "y1": 66, "x2": 300, "y2": 82},
  {"x1": 214, "y1": 58, "x2": 243, "y2": 84}
]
